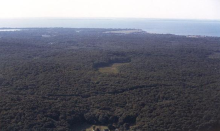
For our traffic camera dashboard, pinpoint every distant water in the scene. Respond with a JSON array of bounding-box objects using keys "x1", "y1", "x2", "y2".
[
  {"x1": 0, "y1": 29, "x2": 21, "y2": 32},
  {"x1": 0, "y1": 18, "x2": 220, "y2": 37}
]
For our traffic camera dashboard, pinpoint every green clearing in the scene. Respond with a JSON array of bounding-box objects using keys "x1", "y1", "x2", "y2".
[{"x1": 98, "y1": 63, "x2": 129, "y2": 74}]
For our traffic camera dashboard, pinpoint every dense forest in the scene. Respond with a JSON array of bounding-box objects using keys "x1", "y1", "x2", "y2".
[{"x1": 0, "y1": 28, "x2": 220, "y2": 131}]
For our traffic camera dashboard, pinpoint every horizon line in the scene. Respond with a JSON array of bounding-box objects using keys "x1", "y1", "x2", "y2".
[{"x1": 0, "y1": 17, "x2": 220, "y2": 21}]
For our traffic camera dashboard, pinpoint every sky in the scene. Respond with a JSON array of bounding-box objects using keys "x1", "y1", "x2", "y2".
[{"x1": 0, "y1": 0, "x2": 219, "y2": 20}]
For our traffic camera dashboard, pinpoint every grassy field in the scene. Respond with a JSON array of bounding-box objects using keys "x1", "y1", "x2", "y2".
[{"x1": 98, "y1": 63, "x2": 129, "y2": 74}]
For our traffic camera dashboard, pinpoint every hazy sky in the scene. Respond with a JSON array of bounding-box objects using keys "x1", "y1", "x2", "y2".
[{"x1": 0, "y1": 0, "x2": 219, "y2": 20}]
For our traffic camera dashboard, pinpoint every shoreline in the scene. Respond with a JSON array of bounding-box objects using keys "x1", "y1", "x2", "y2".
[{"x1": 0, "y1": 27, "x2": 219, "y2": 38}]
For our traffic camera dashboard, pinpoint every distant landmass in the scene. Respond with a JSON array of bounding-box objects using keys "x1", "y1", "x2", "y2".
[{"x1": 0, "y1": 18, "x2": 220, "y2": 37}]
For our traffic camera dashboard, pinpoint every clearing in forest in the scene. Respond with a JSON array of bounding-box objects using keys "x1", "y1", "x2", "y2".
[
  {"x1": 73, "y1": 123, "x2": 109, "y2": 131},
  {"x1": 98, "y1": 63, "x2": 129, "y2": 74}
]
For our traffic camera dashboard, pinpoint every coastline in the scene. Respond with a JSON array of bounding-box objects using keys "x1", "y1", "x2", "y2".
[{"x1": 0, "y1": 27, "x2": 219, "y2": 38}]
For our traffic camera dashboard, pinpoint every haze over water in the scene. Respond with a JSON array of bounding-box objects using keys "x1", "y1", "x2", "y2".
[{"x1": 0, "y1": 18, "x2": 220, "y2": 37}]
